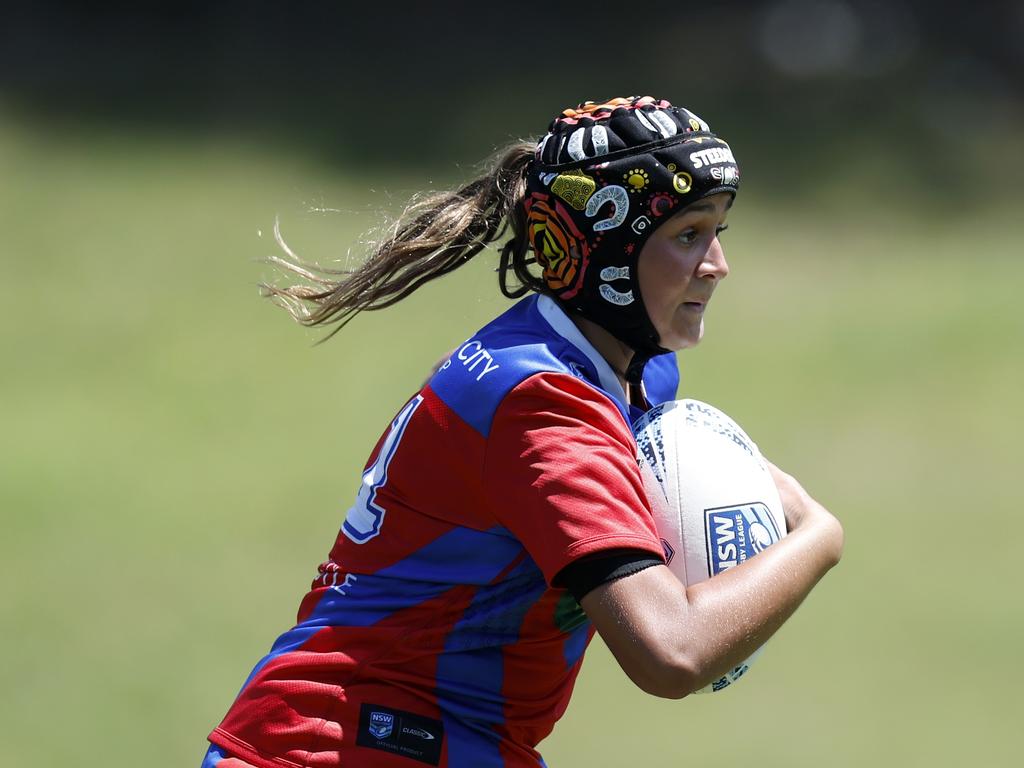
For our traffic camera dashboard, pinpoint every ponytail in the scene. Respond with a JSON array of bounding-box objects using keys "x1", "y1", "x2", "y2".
[{"x1": 263, "y1": 141, "x2": 539, "y2": 339}]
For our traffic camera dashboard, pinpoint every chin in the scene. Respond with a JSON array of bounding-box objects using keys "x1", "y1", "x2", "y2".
[{"x1": 663, "y1": 319, "x2": 705, "y2": 351}]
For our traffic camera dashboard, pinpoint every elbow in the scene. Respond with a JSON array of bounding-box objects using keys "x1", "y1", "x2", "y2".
[
  {"x1": 822, "y1": 512, "x2": 845, "y2": 569},
  {"x1": 807, "y1": 499, "x2": 845, "y2": 569},
  {"x1": 624, "y1": 648, "x2": 706, "y2": 700}
]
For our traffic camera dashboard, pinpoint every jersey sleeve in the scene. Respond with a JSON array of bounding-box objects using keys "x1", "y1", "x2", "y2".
[{"x1": 482, "y1": 371, "x2": 665, "y2": 584}]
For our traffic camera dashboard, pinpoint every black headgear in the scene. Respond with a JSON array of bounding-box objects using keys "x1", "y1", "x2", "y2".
[{"x1": 524, "y1": 96, "x2": 740, "y2": 375}]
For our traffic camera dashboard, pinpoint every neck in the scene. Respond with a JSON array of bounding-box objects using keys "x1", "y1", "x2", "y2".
[{"x1": 569, "y1": 314, "x2": 635, "y2": 391}]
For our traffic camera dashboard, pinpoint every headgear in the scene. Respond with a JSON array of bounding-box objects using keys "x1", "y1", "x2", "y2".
[{"x1": 524, "y1": 96, "x2": 740, "y2": 376}]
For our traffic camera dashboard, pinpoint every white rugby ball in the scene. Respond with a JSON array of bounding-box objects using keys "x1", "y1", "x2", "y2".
[{"x1": 632, "y1": 399, "x2": 787, "y2": 694}]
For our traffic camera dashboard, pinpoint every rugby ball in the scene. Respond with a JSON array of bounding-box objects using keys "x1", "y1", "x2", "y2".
[{"x1": 632, "y1": 399, "x2": 787, "y2": 694}]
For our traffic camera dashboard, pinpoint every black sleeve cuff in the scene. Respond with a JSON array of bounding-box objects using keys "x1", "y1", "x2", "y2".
[{"x1": 556, "y1": 549, "x2": 664, "y2": 603}]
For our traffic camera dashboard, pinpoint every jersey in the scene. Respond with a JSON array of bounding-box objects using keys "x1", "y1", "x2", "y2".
[{"x1": 208, "y1": 294, "x2": 680, "y2": 768}]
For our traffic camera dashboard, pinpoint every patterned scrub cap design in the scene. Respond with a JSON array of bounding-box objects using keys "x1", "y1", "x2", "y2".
[{"x1": 524, "y1": 96, "x2": 740, "y2": 371}]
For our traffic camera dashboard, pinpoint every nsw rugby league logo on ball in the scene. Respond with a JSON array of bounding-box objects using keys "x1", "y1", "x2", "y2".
[{"x1": 704, "y1": 502, "x2": 782, "y2": 577}]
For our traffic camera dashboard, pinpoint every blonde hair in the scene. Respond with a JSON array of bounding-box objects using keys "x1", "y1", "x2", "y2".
[{"x1": 263, "y1": 141, "x2": 543, "y2": 340}]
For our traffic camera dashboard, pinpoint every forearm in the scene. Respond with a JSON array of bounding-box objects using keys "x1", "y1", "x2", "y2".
[
  {"x1": 676, "y1": 509, "x2": 843, "y2": 689},
  {"x1": 583, "y1": 501, "x2": 843, "y2": 698}
]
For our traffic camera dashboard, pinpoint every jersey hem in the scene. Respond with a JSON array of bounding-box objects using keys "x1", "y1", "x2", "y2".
[{"x1": 209, "y1": 730, "x2": 306, "y2": 768}]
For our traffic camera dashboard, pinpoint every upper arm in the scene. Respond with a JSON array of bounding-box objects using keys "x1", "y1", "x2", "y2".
[
  {"x1": 483, "y1": 372, "x2": 664, "y2": 582},
  {"x1": 579, "y1": 564, "x2": 701, "y2": 699}
]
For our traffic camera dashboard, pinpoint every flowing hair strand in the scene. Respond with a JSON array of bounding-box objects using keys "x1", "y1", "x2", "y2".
[{"x1": 261, "y1": 140, "x2": 540, "y2": 341}]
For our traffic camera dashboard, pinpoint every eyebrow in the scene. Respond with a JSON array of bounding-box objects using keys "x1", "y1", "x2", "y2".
[
  {"x1": 685, "y1": 197, "x2": 733, "y2": 215},
  {"x1": 687, "y1": 202, "x2": 715, "y2": 213}
]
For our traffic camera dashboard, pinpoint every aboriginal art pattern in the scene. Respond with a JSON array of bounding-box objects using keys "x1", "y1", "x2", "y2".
[
  {"x1": 525, "y1": 192, "x2": 591, "y2": 298},
  {"x1": 523, "y1": 95, "x2": 741, "y2": 357},
  {"x1": 551, "y1": 169, "x2": 596, "y2": 211}
]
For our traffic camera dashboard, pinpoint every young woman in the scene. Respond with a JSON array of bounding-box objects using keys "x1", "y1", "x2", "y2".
[{"x1": 202, "y1": 96, "x2": 843, "y2": 768}]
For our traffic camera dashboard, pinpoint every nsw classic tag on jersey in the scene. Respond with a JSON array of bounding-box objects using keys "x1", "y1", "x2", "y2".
[{"x1": 356, "y1": 703, "x2": 445, "y2": 765}]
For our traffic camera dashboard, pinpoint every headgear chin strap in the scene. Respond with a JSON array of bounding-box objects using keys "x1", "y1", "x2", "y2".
[{"x1": 524, "y1": 97, "x2": 740, "y2": 376}]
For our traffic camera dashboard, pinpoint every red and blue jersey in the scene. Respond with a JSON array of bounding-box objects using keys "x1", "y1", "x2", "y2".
[{"x1": 208, "y1": 295, "x2": 678, "y2": 768}]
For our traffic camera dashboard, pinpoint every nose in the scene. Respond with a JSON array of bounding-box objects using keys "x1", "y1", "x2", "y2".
[{"x1": 698, "y1": 237, "x2": 730, "y2": 281}]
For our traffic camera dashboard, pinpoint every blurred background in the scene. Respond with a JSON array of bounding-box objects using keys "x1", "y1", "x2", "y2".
[{"x1": 1, "y1": 1, "x2": 1021, "y2": 766}]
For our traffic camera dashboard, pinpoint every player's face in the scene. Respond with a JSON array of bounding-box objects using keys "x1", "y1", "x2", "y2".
[{"x1": 637, "y1": 192, "x2": 732, "y2": 351}]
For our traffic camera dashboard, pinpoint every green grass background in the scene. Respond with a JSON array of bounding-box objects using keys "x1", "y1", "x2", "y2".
[{"x1": 1, "y1": 112, "x2": 1021, "y2": 767}]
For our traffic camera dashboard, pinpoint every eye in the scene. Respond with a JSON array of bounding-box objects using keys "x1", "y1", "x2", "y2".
[
  {"x1": 676, "y1": 228, "x2": 699, "y2": 246},
  {"x1": 715, "y1": 224, "x2": 729, "y2": 239}
]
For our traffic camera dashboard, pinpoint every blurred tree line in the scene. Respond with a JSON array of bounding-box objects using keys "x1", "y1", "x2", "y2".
[{"x1": 2, "y1": 0, "x2": 1021, "y2": 200}]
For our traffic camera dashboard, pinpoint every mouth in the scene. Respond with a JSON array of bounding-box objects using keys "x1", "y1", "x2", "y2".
[{"x1": 681, "y1": 299, "x2": 707, "y2": 312}]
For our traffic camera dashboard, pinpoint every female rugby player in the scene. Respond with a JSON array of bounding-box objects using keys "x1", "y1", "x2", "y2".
[{"x1": 202, "y1": 96, "x2": 843, "y2": 768}]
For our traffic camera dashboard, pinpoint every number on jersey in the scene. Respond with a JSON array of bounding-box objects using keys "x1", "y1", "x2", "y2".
[{"x1": 341, "y1": 395, "x2": 423, "y2": 544}]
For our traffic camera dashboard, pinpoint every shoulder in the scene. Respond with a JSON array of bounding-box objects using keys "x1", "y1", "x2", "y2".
[
  {"x1": 427, "y1": 296, "x2": 622, "y2": 436},
  {"x1": 495, "y1": 370, "x2": 630, "y2": 436},
  {"x1": 486, "y1": 370, "x2": 638, "y2": 478}
]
